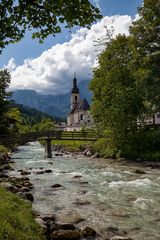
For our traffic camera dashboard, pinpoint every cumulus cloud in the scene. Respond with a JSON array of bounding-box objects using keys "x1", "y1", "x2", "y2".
[
  {"x1": 5, "y1": 58, "x2": 16, "y2": 71},
  {"x1": 7, "y1": 15, "x2": 135, "y2": 95}
]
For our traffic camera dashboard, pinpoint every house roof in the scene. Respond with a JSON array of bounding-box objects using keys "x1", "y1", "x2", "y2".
[{"x1": 69, "y1": 98, "x2": 90, "y2": 114}]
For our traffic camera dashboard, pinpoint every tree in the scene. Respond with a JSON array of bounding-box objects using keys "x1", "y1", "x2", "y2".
[
  {"x1": 0, "y1": 0, "x2": 102, "y2": 53},
  {"x1": 130, "y1": 0, "x2": 160, "y2": 115},
  {"x1": 33, "y1": 118, "x2": 55, "y2": 132},
  {"x1": 0, "y1": 69, "x2": 11, "y2": 134},
  {"x1": 90, "y1": 0, "x2": 160, "y2": 160},
  {"x1": 90, "y1": 35, "x2": 145, "y2": 157}
]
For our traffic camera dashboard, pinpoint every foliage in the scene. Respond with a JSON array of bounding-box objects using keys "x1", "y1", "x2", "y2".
[
  {"x1": 32, "y1": 118, "x2": 55, "y2": 132},
  {"x1": 130, "y1": 0, "x2": 160, "y2": 115},
  {"x1": 0, "y1": 145, "x2": 8, "y2": 153},
  {"x1": 90, "y1": 0, "x2": 160, "y2": 160},
  {"x1": 0, "y1": 0, "x2": 102, "y2": 53},
  {"x1": 0, "y1": 69, "x2": 11, "y2": 135},
  {"x1": 0, "y1": 187, "x2": 46, "y2": 240},
  {"x1": 90, "y1": 35, "x2": 143, "y2": 158},
  {"x1": 12, "y1": 103, "x2": 54, "y2": 125}
]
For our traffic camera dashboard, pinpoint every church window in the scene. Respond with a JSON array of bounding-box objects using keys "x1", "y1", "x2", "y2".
[
  {"x1": 80, "y1": 114, "x2": 83, "y2": 120},
  {"x1": 75, "y1": 96, "x2": 77, "y2": 101}
]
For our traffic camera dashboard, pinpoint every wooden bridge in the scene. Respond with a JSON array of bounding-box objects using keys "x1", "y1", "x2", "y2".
[{"x1": 0, "y1": 131, "x2": 97, "y2": 158}]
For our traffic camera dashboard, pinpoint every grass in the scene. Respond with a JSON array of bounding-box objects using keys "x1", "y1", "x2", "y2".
[
  {"x1": 0, "y1": 145, "x2": 8, "y2": 154},
  {"x1": 0, "y1": 187, "x2": 46, "y2": 240},
  {"x1": 51, "y1": 140, "x2": 92, "y2": 151}
]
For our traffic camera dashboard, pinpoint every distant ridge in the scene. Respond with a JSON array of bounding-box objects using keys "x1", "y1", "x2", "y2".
[{"x1": 11, "y1": 80, "x2": 92, "y2": 118}]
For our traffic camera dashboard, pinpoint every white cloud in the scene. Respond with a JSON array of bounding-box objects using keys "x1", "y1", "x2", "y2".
[
  {"x1": 7, "y1": 15, "x2": 134, "y2": 95},
  {"x1": 5, "y1": 58, "x2": 16, "y2": 71}
]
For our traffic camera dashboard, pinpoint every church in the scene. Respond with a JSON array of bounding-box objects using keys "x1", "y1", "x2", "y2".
[{"x1": 67, "y1": 76, "x2": 94, "y2": 130}]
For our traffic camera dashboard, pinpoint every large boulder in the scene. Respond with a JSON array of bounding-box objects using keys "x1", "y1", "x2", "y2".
[
  {"x1": 81, "y1": 226, "x2": 97, "y2": 238},
  {"x1": 50, "y1": 230, "x2": 81, "y2": 240},
  {"x1": 25, "y1": 192, "x2": 34, "y2": 202}
]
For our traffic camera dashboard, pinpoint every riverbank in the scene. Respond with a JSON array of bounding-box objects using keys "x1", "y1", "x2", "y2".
[
  {"x1": 0, "y1": 146, "x2": 46, "y2": 240},
  {"x1": 51, "y1": 141, "x2": 160, "y2": 169}
]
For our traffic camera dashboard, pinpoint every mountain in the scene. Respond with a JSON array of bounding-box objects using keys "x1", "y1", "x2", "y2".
[
  {"x1": 11, "y1": 80, "x2": 92, "y2": 118},
  {"x1": 11, "y1": 103, "x2": 55, "y2": 125}
]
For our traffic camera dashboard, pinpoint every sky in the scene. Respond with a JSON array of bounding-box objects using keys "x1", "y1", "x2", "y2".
[{"x1": 0, "y1": 0, "x2": 143, "y2": 95}]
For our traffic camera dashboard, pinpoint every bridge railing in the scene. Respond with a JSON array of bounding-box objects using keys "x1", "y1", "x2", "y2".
[{"x1": 0, "y1": 130, "x2": 97, "y2": 146}]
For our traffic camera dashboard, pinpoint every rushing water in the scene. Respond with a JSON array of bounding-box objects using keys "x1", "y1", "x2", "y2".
[{"x1": 11, "y1": 142, "x2": 160, "y2": 239}]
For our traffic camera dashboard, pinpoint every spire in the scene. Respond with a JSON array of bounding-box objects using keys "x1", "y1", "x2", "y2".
[{"x1": 71, "y1": 73, "x2": 79, "y2": 94}]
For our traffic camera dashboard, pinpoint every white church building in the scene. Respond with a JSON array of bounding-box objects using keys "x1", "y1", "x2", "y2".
[{"x1": 67, "y1": 76, "x2": 94, "y2": 131}]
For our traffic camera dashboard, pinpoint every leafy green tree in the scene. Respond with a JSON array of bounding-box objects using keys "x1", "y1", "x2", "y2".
[
  {"x1": 90, "y1": 0, "x2": 160, "y2": 159},
  {"x1": 90, "y1": 35, "x2": 145, "y2": 158},
  {"x1": 0, "y1": 0, "x2": 102, "y2": 53},
  {"x1": 0, "y1": 69, "x2": 11, "y2": 134},
  {"x1": 130, "y1": 0, "x2": 160, "y2": 116},
  {"x1": 33, "y1": 118, "x2": 55, "y2": 132}
]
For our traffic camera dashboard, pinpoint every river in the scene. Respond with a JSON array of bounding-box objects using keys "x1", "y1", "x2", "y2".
[{"x1": 11, "y1": 142, "x2": 160, "y2": 239}]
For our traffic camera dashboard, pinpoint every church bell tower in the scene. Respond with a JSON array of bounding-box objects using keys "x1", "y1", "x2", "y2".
[{"x1": 71, "y1": 74, "x2": 79, "y2": 110}]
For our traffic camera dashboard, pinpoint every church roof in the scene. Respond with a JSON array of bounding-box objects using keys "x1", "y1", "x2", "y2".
[{"x1": 70, "y1": 98, "x2": 90, "y2": 114}]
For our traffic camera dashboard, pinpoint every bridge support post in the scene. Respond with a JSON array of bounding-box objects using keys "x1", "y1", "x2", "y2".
[{"x1": 45, "y1": 139, "x2": 52, "y2": 158}]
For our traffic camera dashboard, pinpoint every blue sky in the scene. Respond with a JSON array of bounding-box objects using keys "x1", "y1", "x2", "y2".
[
  {"x1": 0, "y1": 0, "x2": 143, "y2": 67},
  {"x1": 1, "y1": 0, "x2": 143, "y2": 95}
]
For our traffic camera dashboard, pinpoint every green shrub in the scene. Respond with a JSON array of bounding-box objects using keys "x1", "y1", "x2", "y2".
[{"x1": 0, "y1": 145, "x2": 8, "y2": 153}]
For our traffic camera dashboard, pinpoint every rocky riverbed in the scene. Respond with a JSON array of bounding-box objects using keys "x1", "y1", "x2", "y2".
[{"x1": 0, "y1": 142, "x2": 160, "y2": 240}]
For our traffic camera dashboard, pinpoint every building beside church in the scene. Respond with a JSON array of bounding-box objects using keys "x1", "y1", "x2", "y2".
[{"x1": 67, "y1": 76, "x2": 94, "y2": 131}]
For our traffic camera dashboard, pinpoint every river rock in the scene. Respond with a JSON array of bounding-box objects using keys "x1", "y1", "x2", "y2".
[
  {"x1": 51, "y1": 184, "x2": 62, "y2": 188},
  {"x1": 25, "y1": 192, "x2": 34, "y2": 202},
  {"x1": 51, "y1": 223, "x2": 76, "y2": 232},
  {"x1": 55, "y1": 153, "x2": 63, "y2": 156},
  {"x1": 0, "y1": 164, "x2": 14, "y2": 171},
  {"x1": 21, "y1": 187, "x2": 31, "y2": 192},
  {"x1": 35, "y1": 217, "x2": 47, "y2": 230},
  {"x1": 134, "y1": 169, "x2": 146, "y2": 174},
  {"x1": 45, "y1": 169, "x2": 52, "y2": 173},
  {"x1": 86, "y1": 150, "x2": 92, "y2": 157},
  {"x1": 0, "y1": 173, "x2": 9, "y2": 178},
  {"x1": 104, "y1": 227, "x2": 128, "y2": 240},
  {"x1": 91, "y1": 152, "x2": 100, "y2": 158},
  {"x1": 20, "y1": 170, "x2": 31, "y2": 175},
  {"x1": 81, "y1": 226, "x2": 97, "y2": 238},
  {"x1": 110, "y1": 237, "x2": 132, "y2": 240},
  {"x1": 73, "y1": 175, "x2": 83, "y2": 179},
  {"x1": 73, "y1": 200, "x2": 91, "y2": 206},
  {"x1": 40, "y1": 214, "x2": 56, "y2": 222},
  {"x1": 57, "y1": 213, "x2": 85, "y2": 224},
  {"x1": 50, "y1": 230, "x2": 81, "y2": 240},
  {"x1": 36, "y1": 170, "x2": 45, "y2": 174},
  {"x1": 1, "y1": 182, "x2": 19, "y2": 193}
]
